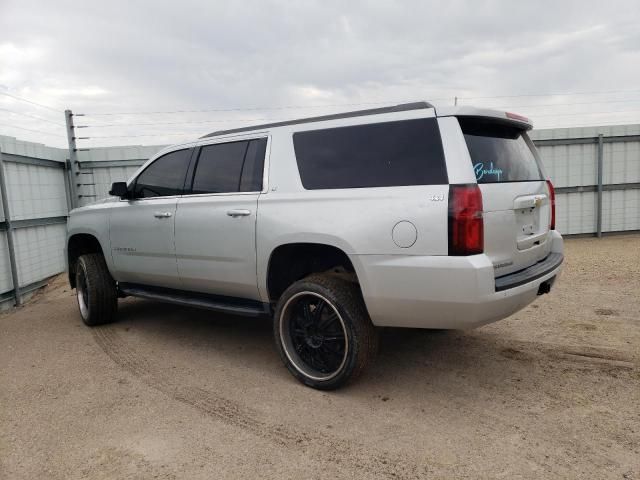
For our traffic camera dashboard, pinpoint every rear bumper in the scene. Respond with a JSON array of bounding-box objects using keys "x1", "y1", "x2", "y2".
[
  {"x1": 352, "y1": 230, "x2": 564, "y2": 329},
  {"x1": 495, "y1": 252, "x2": 563, "y2": 292}
]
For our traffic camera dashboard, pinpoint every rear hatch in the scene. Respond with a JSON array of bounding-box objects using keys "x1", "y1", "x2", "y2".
[{"x1": 458, "y1": 117, "x2": 552, "y2": 277}]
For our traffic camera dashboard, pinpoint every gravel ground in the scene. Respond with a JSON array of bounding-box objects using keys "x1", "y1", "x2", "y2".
[{"x1": 1, "y1": 234, "x2": 639, "y2": 479}]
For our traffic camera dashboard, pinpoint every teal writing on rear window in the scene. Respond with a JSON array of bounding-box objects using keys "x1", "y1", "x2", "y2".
[{"x1": 459, "y1": 118, "x2": 542, "y2": 184}]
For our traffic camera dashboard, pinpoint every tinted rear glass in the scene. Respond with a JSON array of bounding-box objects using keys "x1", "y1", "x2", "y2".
[
  {"x1": 293, "y1": 118, "x2": 447, "y2": 189},
  {"x1": 459, "y1": 118, "x2": 542, "y2": 184}
]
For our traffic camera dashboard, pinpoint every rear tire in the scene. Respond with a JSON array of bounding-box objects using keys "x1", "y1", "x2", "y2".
[
  {"x1": 273, "y1": 274, "x2": 378, "y2": 390},
  {"x1": 75, "y1": 253, "x2": 117, "y2": 326}
]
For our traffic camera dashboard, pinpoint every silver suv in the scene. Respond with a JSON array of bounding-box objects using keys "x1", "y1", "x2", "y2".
[{"x1": 66, "y1": 102, "x2": 564, "y2": 389}]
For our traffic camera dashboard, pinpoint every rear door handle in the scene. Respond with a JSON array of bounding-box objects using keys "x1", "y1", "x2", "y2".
[
  {"x1": 514, "y1": 194, "x2": 546, "y2": 210},
  {"x1": 227, "y1": 209, "x2": 251, "y2": 217},
  {"x1": 153, "y1": 211, "x2": 173, "y2": 218}
]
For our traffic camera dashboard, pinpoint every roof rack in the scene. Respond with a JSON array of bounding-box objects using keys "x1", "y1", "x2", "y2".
[{"x1": 200, "y1": 101, "x2": 434, "y2": 138}]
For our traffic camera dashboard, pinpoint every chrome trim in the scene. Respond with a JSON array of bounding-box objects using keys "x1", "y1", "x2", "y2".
[
  {"x1": 76, "y1": 267, "x2": 89, "y2": 320},
  {"x1": 177, "y1": 191, "x2": 261, "y2": 199},
  {"x1": 227, "y1": 209, "x2": 251, "y2": 217},
  {"x1": 279, "y1": 291, "x2": 349, "y2": 382},
  {"x1": 119, "y1": 195, "x2": 182, "y2": 202}
]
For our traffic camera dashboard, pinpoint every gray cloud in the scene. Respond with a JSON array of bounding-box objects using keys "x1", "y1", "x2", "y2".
[{"x1": 1, "y1": 0, "x2": 640, "y2": 147}]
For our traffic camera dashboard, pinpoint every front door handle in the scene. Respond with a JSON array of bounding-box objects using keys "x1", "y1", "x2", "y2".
[
  {"x1": 227, "y1": 209, "x2": 251, "y2": 217},
  {"x1": 153, "y1": 211, "x2": 173, "y2": 218}
]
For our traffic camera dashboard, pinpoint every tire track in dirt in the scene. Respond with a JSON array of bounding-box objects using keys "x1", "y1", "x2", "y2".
[
  {"x1": 495, "y1": 341, "x2": 640, "y2": 385},
  {"x1": 500, "y1": 339, "x2": 639, "y2": 371},
  {"x1": 92, "y1": 326, "x2": 432, "y2": 479}
]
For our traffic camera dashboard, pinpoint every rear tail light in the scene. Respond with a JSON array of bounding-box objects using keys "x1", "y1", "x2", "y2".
[
  {"x1": 546, "y1": 179, "x2": 556, "y2": 230},
  {"x1": 448, "y1": 184, "x2": 484, "y2": 256}
]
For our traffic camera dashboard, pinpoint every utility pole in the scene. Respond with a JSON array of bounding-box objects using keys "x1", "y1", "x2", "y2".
[
  {"x1": 64, "y1": 110, "x2": 80, "y2": 209},
  {"x1": 454, "y1": 96, "x2": 458, "y2": 106}
]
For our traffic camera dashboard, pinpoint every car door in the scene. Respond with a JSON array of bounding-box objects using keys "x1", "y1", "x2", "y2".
[
  {"x1": 109, "y1": 148, "x2": 193, "y2": 288},
  {"x1": 175, "y1": 137, "x2": 268, "y2": 300}
]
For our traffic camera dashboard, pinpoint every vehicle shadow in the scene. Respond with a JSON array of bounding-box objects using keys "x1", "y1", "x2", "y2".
[{"x1": 112, "y1": 297, "x2": 541, "y2": 395}]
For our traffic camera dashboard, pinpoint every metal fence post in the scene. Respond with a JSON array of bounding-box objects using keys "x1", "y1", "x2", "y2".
[
  {"x1": 0, "y1": 148, "x2": 22, "y2": 306},
  {"x1": 596, "y1": 134, "x2": 604, "y2": 237},
  {"x1": 62, "y1": 159, "x2": 74, "y2": 213},
  {"x1": 64, "y1": 109, "x2": 80, "y2": 209}
]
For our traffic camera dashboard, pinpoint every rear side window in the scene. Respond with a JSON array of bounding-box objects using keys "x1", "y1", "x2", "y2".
[
  {"x1": 459, "y1": 118, "x2": 543, "y2": 184},
  {"x1": 192, "y1": 141, "x2": 248, "y2": 194},
  {"x1": 293, "y1": 118, "x2": 447, "y2": 189},
  {"x1": 190, "y1": 138, "x2": 266, "y2": 194},
  {"x1": 133, "y1": 149, "x2": 192, "y2": 198},
  {"x1": 240, "y1": 138, "x2": 267, "y2": 192}
]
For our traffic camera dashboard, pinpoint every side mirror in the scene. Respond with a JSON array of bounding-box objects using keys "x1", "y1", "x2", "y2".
[{"x1": 109, "y1": 182, "x2": 129, "y2": 199}]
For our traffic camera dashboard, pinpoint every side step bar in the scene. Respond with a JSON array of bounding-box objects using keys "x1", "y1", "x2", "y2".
[{"x1": 118, "y1": 283, "x2": 271, "y2": 317}]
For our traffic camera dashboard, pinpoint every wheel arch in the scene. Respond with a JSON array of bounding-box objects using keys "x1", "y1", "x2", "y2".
[
  {"x1": 265, "y1": 241, "x2": 362, "y2": 303},
  {"x1": 67, "y1": 233, "x2": 107, "y2": 288}
]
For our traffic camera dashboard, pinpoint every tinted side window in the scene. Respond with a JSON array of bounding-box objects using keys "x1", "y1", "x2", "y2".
[
  {"x1": 293, "y1": 118, "x2": 447, "y2": 190},
  {"x1": 239, "y1": 138, "x2": 267, "y2": 192},
  {"x1": 192, "y1": 141, "x2": 249, "y2": 194},
  {"x1": 134, "y1": 149, "x2": 192, "y2": 198}
]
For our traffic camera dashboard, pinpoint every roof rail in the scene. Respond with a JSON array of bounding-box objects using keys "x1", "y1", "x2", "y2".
[{"x1": 200, "y1": 101, "x2": 434, "y2": 138}]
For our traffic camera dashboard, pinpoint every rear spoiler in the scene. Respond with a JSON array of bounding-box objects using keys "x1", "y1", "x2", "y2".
[{"x1": 435, "y1": 106, "x2": 533, "y2": 130}]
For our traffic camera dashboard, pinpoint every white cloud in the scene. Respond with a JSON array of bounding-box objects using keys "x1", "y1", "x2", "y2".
[{"x1": 0, "y1": 0, "x2": 639, "y2": 147}]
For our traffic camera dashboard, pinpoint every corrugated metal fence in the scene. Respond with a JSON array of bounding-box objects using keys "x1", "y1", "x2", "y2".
[
  {"x1": 531, "y1": 124, "x2": 640, "y2": 235},
  {"x1": 0, "y1": 136, "x2": 69, "y2": 307},
  {"x1": 0, "y1": 123, "x2": 638, "y2": 308},
  {"x1": 0, "y1": 136, "x2": 163, "y2": 309}
]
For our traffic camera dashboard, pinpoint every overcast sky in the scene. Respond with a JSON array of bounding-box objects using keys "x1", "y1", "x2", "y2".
[{"x1": 1, "y1": 0, "x2": 640, "y2": 148}]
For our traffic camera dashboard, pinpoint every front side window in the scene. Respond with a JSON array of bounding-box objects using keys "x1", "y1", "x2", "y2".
[
  {"x1": 293, "y1": 118, "x2": 448, "y2": 190},
  {"x1": 190, "y1": 138, "x2": 267, "y2": 194},
  {"x1": 133, "y1": 149, "x2": 192, "y2": 198}
]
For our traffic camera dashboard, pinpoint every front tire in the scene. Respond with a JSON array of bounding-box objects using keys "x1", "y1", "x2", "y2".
[
  {"x1": 273, "y1": 274, "x2": 378, "y2": 390},
  {"x1": 75, "y1": 253, "x2": 117, "y2": 326}
]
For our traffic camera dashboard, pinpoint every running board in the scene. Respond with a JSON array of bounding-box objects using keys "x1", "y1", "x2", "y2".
[{"x1": 118, "y1": 283, "x2": 271, "y2": 317}]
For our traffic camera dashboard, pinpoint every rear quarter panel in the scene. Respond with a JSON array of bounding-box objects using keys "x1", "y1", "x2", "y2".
[{"x1": 256, "y1": 111, "x2": 450, "y2": 302}]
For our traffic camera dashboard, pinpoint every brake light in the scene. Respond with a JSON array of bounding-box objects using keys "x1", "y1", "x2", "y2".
[
  {"x1": 506, "y1": 111, "x2": 530, "y2": 123},
  {"x1": 546, "y1": 179, "x2": 556, "y2": 230},
  {"x1": 448, "y1": 184, "x2": 483, "y2": 255}
]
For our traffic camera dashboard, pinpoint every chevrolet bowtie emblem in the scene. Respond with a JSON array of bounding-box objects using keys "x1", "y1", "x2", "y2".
[{"x1": 534, "y1": 197, "x2": 542, "y2": 207}]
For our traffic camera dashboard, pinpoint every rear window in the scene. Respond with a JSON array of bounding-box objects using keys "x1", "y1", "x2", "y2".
[
  {"x1": 459, "y1": 117, "x2": 543, "y2": 184},
  {"x1": 293, "y1": 118, "x2": 447, "y2": 190}
]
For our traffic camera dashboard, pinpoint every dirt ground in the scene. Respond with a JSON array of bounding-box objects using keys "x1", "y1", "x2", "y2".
[{"x1": 1, "y1": 235, "x2": 639, "y2": 479}]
